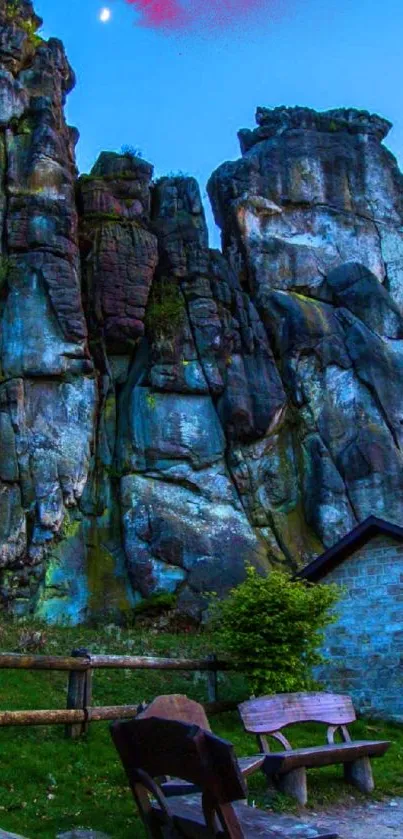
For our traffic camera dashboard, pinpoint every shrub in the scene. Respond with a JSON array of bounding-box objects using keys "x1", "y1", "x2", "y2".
[
  {"x1": 120, "y1": 144, "x2": 143, "y2": 160},
  {"x1": 133, "y1": 592, "x2": 176, "y2": 618},
  {"x1": 145, "y1": 279, "x2": 185, "y2": 339},
  {"x1": 20, "y1": 17, "x2": 43, "y2": 47},
  {"x1": 209, "y1": 564, "x2": 340, "y2": 696},
  {"x1": 146, "y1": 392, "x2": 157, "y2": 409},
  {"x1": 154, "y1": 170, "x2": 190, "y2": 184}
]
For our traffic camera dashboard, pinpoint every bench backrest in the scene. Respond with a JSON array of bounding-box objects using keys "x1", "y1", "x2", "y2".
[
  {"x1": 111, "y1": 716, "x2": 247, "y2": 838},
  {"x1": 239, "y1": 692, "x2": 356, "y2": 734},
  {"x1": 137, "y1": 693, "x2": 211, "y2": 731}
]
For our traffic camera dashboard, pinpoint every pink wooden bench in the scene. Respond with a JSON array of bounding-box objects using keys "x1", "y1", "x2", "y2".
[{"x1": 238, "y1": 692, "x2": 390, "y2": 805}]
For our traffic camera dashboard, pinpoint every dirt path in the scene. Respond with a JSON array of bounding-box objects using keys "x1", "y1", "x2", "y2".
[
  {"x1": 2, "y1": 800, "x2": 403, "y2": 838},
  {"x1": 300, "y1": 797, "x2": 403, "y2": 838}
]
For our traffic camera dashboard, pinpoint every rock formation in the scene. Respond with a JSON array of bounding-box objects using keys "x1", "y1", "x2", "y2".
[
  {"x1": 1, "y1": 2, "x2": 403, "y2": 622},
  {"x1": 208, "y1": 106, "x2": 403, "y2": 558},
  {"x1": 0, "y1": 0, "x2": 96, "y2": 621}
]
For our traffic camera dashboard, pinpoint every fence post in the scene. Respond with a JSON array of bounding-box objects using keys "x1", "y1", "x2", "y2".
[
  {"x1": 207, "y1": 653, "x2": 218, "y2": 703},
  {"x1": 65, "y1": 648, "x2": 92, "y2": 739}
]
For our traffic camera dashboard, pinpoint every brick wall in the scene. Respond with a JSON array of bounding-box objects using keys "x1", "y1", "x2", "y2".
[{"x1": 315, "y1": 534, "x2": 403, "y2": 721}]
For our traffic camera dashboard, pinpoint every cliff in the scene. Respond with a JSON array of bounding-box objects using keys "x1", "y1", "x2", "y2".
[{"x1": 1, "y1": 1, "x2": 403, "y2": 622}]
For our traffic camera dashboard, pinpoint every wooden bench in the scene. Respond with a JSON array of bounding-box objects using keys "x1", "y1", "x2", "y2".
[
  {"x1": 136, "y1": 693, "x2": 265, "y2": 793},
  {"x1": 238, "y1": 692, "x2": 391, "y2": 805},
  {"x1": 111, "y1": 714, "x2": 339, "y2": 838}
]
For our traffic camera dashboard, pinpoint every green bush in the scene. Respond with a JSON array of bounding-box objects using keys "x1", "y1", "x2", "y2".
[
  {"x1": 20, "y1": 17, "x2": 43, "y2": 47},
  {"x1": 145, "y1": 279, "x2": 185, "y2": 339},
  {"x1": 154, "y1": 170, "x2": 190, "y2": 184},
  {"x1": 133, "y1": 592, "x2": 176, "y2": 617},
  {"x1": 145, "y1": 392, "x2": 157, "y2": 409},
  {"x1": 120, "y1": 144, "x2": 143, "y2": 160},
  {"x1": 210, "y1": 565, "x2": 340, "y2": 696}
]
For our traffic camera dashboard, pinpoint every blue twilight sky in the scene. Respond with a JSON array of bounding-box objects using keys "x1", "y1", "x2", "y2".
[{"x1": 34, "y1": 0, "x2": 403, "y2": 246}]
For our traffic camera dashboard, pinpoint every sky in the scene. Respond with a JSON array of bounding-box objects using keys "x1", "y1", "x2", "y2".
[{"x1": 34, "y1": 0, "x2": 403, "y2": 247}]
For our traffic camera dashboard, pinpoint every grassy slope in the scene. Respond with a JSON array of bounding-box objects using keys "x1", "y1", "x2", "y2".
[{"x1": 0, "y1": 622, "x2": 402, "y2": 838}]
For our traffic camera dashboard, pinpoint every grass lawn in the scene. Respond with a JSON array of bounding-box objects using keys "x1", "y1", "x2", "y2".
[{"x1": 0, "y1": 621, "x2": 402, "y2": 838}]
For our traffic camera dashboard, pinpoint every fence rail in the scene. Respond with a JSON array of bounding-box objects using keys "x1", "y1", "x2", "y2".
[
  {"x1": 0, "y1": 650, "x2": 241, "y2": 737},
  {"x1": 0, "y1": 653, "x2": 232, "y2": 672}
]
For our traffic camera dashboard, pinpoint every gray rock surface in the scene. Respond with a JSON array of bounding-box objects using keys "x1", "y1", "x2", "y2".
[
  {"x1": 2, "y1": 4, "x2": 403, "y2": 621},
  {"x1": 208, "y1": 105, "x2": 403, "y2": 564}
]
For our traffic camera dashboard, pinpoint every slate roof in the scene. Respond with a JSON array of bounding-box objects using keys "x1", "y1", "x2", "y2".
[{"x1": 298, "y1": 515, "x2": 403, "y2": 582}]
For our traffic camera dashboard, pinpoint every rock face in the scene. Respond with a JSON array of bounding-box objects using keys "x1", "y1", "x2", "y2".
[
  {"x1": 79, "y1": 164, "x2": 270, "y2": 620},
  {"x1": 0, "y1": 0, "x2": 96, "y2": 619},
  {"x1": 1, "y1": 6, "x2": 403, "y2": 622},
  {"x1": 208, "y1": 105, "x2": 403, "y2": 559}
]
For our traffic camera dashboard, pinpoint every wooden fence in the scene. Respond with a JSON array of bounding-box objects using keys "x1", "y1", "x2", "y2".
[{"x1": 0, "y1": 649, "x2": 240, "y2": 738}]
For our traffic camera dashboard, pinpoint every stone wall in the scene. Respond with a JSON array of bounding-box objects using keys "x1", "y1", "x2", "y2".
[{"x1": 316, "y1": 534, "x2": 403, "y2": 721}]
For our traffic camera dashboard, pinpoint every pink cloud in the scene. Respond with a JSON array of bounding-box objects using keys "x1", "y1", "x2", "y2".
[
  {"x1": 124, "y1": 0, "x2": 273, "y2": 30},
  {"x1": 125, "y1": 0, "x2": 189, "y2": 29}
]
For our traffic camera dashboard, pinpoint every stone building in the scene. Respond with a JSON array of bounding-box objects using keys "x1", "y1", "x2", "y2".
[{"x1": 299, "y1": 516, "x2": 403, "y2": 721}]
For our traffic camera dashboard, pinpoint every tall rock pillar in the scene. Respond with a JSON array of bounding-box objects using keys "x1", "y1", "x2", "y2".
[{"x1": 0, "y1": 0, "x2": 96, "y2": 617}]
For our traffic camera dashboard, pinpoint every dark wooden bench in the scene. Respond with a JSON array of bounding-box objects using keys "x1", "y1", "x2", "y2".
[
  {"x1": 238, "y1": 692, "x2": 391, "y2": 805},
  {"x1": 136, "y1": 693, "x2": 265, "y2": 793},
  {"x1": 111, "y1": 714, "x2": 339, "y2": 838}
]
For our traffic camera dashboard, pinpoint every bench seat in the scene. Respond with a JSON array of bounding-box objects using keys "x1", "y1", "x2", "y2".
[
  {"x1": 161, "y1": 754, "x2": 266, "y2": 797},
  {"x1": 262, "y1": 739, "x2": 390, "y2": 774},
  {"x1": 238, "y1": 754, "x2": 267, "y2": 776}
]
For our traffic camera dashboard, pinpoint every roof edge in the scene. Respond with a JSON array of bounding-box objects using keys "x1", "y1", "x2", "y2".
[{"x1": 298, "y1": 516, "x2": 403, "y2": 582}]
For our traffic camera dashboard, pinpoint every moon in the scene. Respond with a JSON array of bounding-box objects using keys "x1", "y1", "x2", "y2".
[{"x1": 99, "y1": 7, "x2": 112, "y2": 23}]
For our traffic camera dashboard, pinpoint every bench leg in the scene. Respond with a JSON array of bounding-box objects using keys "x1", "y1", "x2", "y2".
[
  {"x1": 276, "y1": 768, "x2": 308, "y2": 806},
  {"x1": 344, "y1": 756, "x2": 374, "y2": 794}
]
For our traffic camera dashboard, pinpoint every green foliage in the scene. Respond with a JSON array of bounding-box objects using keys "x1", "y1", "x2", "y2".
[
  {"x1": 120, "y1": 144, "x2": 143, "y2": 160},
  {"x1": 133, "y1": 591, "x2": 177, "y2": 617},
  {"x1": 145, "y1": 279, "x2": 185, "y2": 339},
  {"x1": 16, "y1": 116, "x2": 32, "y2": 134},
  {"x1": 154, "y1": 170, "x2": 190, "y2": 184},
  {"x1": 59, "y1": 510, "x2": 81, "y2": 541},
  {"x1": 145, "y1": 392, "x2": 157, "y2": 409},
  {"x1": 84, "y1": 211, "x2": 122, "y2": 223},
  {"x1": 104, "y1": 463, "x2": 122, "y2": 479},
  {"x1": 210, "y1": 565, "x2": 340, "y2": 696},
  {"x1": 0, "y1": 255, "x2": 12, "y2": 288},
  {"x1": 9, "y1": 115, "x2": 32, "y2": 135},
  {"x1": 5, "y1": 3, "x2": 43, "y2": 47},
  {"x1": 4, "y1": 0, "x2": 20, "y2": 20},
  {"x1": 20, "y1": 17, "x2": 43, "y2": 47}
]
